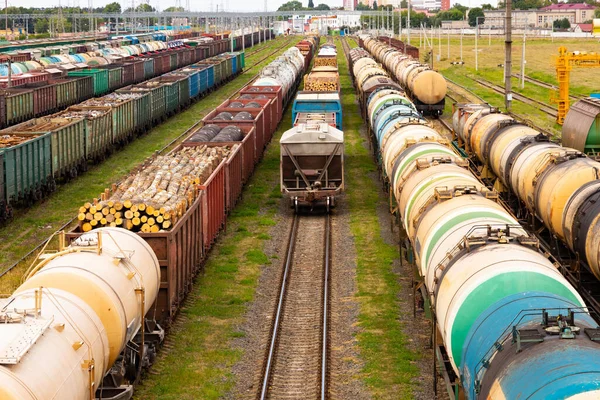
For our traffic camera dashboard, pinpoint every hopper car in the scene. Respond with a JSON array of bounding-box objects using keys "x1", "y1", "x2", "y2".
[
  {"x1": 281, "y1": 39, "x2": 344, "y2": 211},
  {"x1": 350, "y1": 41, "x2": 600, "y2": 400},
  {"x1": 0, "y1": 39, "x2": 308, "y2": 400}
]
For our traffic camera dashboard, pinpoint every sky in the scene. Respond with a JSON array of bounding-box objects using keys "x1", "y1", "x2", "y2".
[
  {"x1": 13, "y1": 0, "x2": 342, "y2": 12},
  {"x1": 13, "y1": 0, "x2": 493, "y2": 12}
]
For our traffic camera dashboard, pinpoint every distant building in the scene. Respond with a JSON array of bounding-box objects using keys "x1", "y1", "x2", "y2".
[
  {"x1": 483, "y1": 9, "x2": 538, "y2": 28},
  {"x1": 441, "y1": 0, "x2": 450, "y2": 11},
  {"x1": 537, "y1": 3, "x2": 595, "y2": 27},
  {"x1": 441, "y1": 20, "x2": 469, "y2": 29},
  {"x1": 343, "y1": 0, "x2": 357, "y2": 10},
  {"x1": 410, "y1": 0, "x2": 441, "y2": 11},
  {"x1": 574, "y1": 23, "x2": 593, "y2": 33}
]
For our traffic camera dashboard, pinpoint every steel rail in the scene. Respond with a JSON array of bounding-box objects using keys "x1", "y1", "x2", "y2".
[
  {"x1": 259, "y1": 213, "x2": 299, "y2": 400},
  {"x1": 321, "y1": 213, "x2": 331, "y2": 400},
  {"x1": 259, "y1": 212, "x2": 331, "y2": 400}
]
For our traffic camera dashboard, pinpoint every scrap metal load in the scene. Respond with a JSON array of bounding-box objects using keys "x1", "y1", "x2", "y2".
[
  {"x1": 360, "y1": 34, "x2": 447, "y2": 116},
  {"x1": 78, "y1": 145, "x2": 234, "y2": 233},
  {"x1": 455, "y1": 103, "x2": 600, "y2": 282},
  {"x1": 350, "y1": 46, "x2": 600, "y2": 400}
]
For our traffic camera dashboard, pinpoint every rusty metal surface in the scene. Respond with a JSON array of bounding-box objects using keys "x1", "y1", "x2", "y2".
[{"x1": 563, "y1": 98, "x2": 600, "y2": 152}]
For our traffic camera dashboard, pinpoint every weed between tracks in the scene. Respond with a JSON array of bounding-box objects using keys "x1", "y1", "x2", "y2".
[
  {"x1": 0, "y1": 36, "x2": 294, "y2": 294},
  {"x1": 337, "y1": 37, "x2": 420, "y2": 398}
]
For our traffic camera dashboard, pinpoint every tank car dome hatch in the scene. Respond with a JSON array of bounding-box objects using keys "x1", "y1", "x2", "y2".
[{"x1": 562, "y1": 97, "x2": 600, "y2": 154}]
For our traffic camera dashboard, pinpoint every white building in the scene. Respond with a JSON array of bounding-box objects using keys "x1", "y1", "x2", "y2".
[{"x1": 410, "y1": 0, "x2": 441, "y2": 11}]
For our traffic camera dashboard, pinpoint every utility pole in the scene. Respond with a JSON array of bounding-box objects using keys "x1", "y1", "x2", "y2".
[
  {"x1": 407, "y1": 0, "x2": 410, "y2": 44},
  {"x1": 460, "y1": 27, "x2": 463, "y2": 61},
  {"x1": 4, "y1": 0, "x2": 7, "y2": 41},
  {"x1": 476, "y1": 18, "x2": 479, "y2": 71},
  {"x1": 521, "y1": 25, "x2": 526, "y2": 89},
  {"x1": 447, "y1": 28, "x2": 450, "y2": 58},
  {"x1": 505, "y1": 0, "x2": 512, "y2": 110},
  {"x1": 438, "y1": 26, "x2": 441, "y2": 62}
]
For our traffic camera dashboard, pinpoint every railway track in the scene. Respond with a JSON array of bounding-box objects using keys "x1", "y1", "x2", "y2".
[
  {"x1": 259, "y1": 213, "x2": 331, "y2": 400},
  {"x1": 445, "y1": 78, "x2": 486, "y2": 104},
  {"x1": 512, "y1": 73, "x2": 582, "y2": 101},
  {"x1": 0, "y1": 35, "x2": 297, "y2": 279},
  {"x1": 471, "y1": 77, "x2": 559, "y2": 118}
]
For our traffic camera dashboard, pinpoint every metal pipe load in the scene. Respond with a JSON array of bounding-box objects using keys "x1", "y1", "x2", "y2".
[
  {"x1": 351, "y1": 44, "x2": 600, "y2": 399},
  {"x1": 0, "y1": 227, "x2": 160, "y2": 399}
]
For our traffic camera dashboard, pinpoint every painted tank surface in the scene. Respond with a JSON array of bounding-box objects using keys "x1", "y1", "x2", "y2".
[
  {"x1": 0, "y1": 228, "x2": 160, "y2": 400},
  {"x1": 351, "y1": 44, "x2": 600, "y2": 400},
  {"x1": 562, "y1": 97, "x2": 600, "y2": 154},
  {"x1": 454, "y1": 104, "x2": 600, "y2": 281}
]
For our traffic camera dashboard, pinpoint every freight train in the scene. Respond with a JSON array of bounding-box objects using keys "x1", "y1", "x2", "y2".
[
  {"x1": 0, "y1": 30, "x2": 272, "y2": 129},
  {"x1": 454, "y1": 104, "x2": 600, "y2": 282},
  {"x1": 0, "y1": 32, "x2": 273, "y2": 224},
  {"x1": 0, "y1": 39, "x2": 313, "y2": 400},
  {"x1": 349, "y1": 43, "x2": 600, "y2": 399},
  {"x1": 359, "y1": 35, "x2": 447, "y2": 116},
  {"x1": 281, "y1": 40, "x2": 344, "y2": 211}
]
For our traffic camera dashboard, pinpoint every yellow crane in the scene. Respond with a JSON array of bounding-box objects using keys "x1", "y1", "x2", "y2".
[{"x1": 553, "y1": 46, "x2": 600, "y2": 125}]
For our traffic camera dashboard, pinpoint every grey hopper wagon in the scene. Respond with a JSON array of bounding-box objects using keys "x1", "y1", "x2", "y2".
[{"x1": 280, "y1": 122, "x2": 344, "y2": 212}]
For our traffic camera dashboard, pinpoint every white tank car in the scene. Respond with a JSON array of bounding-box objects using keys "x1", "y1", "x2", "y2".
[{"x1": 0, "y1": 227, "x2": 160, "y2": 400}]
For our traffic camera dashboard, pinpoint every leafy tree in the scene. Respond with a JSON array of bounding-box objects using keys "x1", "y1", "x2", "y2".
[
  {"x1": 453, "y1": 3, "x2": 468, "y2": 13},
  {"x1": 553, "y1": 18, "x2": 571, "y2": 29},
  {"x1": 164, "y1": 6, "x2": 185, "y2": 11},
  {"x1": 373, "y1": 0, "x2": 378, "y2": 9},
  {"x1": 308, "y1": 0, "x2": 314, "y2": 7},
  {"x1": 481, "y1": 3, "x2": 494, "y2": 9},
  {"x1": 278, "y1": 0, "x2": 304, "y2": 10},
  {"x1": 104, "y1": 2, "x2": 121, "y2": 13},
  {"x1": 431, "y1": 8, "x2": 465, "y2": 26},
  {"x1": 401, "y1": 0, "x2": 408, "y2": 8},
  {"x1": 34, "y1": 18, "x2": 49, "y2": 34},
  {"x1": 468, "y1": 7, "x2": 484, "y2": 27},
  {"x1": 356, "y1": 3, "x2": 370, "y2": 10},
  {"x1": 315, "y1": 3, "x2": 330, "y2": 9},
  {"x1": 136, "y1": 4, "x2": 155, "y2": 12},
  {"x1": 595, "y1": 7, "x2": 600, "y2": 18}
]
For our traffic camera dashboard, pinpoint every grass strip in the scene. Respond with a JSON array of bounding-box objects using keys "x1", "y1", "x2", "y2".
[
  {"x1": 0, "y1": 36, "x2": 294, "y2": 293},
  {"x1": 336, "y1": 37, "x2": 420, "y2": 398}
]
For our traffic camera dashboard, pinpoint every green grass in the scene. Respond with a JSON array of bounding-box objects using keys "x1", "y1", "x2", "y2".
[
  {"x1": 434, "y1": 35, "x2": 600, "y2": 135},
  {"x1": 0, "y1": 35, "x2": 296, "y2": 294},
  {"x1": 336, "y1": 37, "x2": 420, "y2": 398},
  {"x1": 133, "y1": 49, "x2": 299, "y2": 399}
]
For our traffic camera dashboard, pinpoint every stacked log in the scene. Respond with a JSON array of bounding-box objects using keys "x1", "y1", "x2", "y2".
[
  {"x1": 78, "y1": 145, "x2": 236, "y2": 233},
  {"x1": 304, "y1": 71, "x2": 340, "y2": 92},
  {"x1": 314, "y1": 56, "x2": 337, "y2": 68}
]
